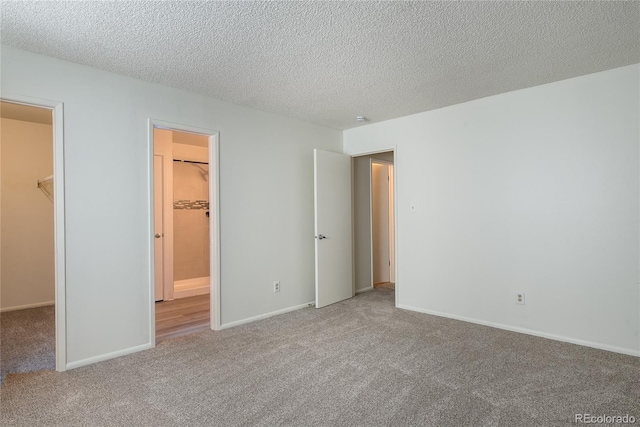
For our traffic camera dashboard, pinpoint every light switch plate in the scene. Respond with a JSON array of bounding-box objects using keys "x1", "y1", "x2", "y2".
[{"x1": 410, "y1": 203, "x2": 417, "y2": 213}]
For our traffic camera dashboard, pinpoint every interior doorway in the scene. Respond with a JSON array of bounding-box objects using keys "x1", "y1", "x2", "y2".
[
  {"x1": 353, "y1": 150, "x2": 396, "y2": 297},
  {"x1": 149, "y1": 121, "x2": 220, "y2": 344},
  {"x1": 0, "y1": 99, "x2": 65, "y2": 379},
  {"x1": 313, "y1": 148, "x2": 396, "y2": 309},
  {"x1": 371, "y1": 160, "x2": 395, "y2": 291}
]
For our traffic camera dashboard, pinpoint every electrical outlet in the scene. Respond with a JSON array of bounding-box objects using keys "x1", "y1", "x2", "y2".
[
  {"x1": 273, "y1": 281, "x2": 280, "y2": 293},
  {"x1": 515, "y1": 291, "x2": 525, "y2": 305}
]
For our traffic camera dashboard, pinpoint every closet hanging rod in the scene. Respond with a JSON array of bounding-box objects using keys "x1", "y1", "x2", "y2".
[{"x1": 173, "y1": 159, "x2": 209, "y2": 165}]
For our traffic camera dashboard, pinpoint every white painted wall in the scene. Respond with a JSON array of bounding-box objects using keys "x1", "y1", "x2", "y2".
[
  {"x1": 0, "y1": 118, "x2": 54, "y2": 311},
  {"x1": 344, "y1": 65, "x2": 640, "y2": 356},
  {"x1": 353, "y1": 151, "x2": 394, "y2": 292},
  {"x1": 1, "y1": 46, "x2": 342, "y2": 367}
]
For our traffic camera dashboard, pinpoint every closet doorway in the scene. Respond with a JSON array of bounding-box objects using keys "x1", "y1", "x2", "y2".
[
  {"x1": 353, "y1": 151, "x2": 396, "y2": 296},
  {"x1": 0, "y1": 98, "x2": 66, "y2": 378},
  {"x1": 371, "y1": 160, "x2": 395, "y2": 290},
  {"x1": 150, "y1": 121, "x2": 220, "y2": 344}
]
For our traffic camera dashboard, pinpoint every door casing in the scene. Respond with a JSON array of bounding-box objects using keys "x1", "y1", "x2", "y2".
[
  {"x1": 314, "y1": 147, "x2": 399, "y2": 308},
  {"x1": 148, "y1": 119, "x2": 221, "y2": 344},
  {"x1": 351, "y1": 147, "x2": 398, "y2": 304},
  {"x1": 1, "y1": 93, "x2": 67, "y2": 371}
]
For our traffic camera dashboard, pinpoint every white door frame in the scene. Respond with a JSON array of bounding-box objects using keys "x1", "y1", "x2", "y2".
[
  {"x1": 147, "y1": 119, "x2": 222, "y2": 344},
  {"x1": 350, "y1": 147, "x2": 398, "y2": 305},
  {"x1": 1, "y1": 94, "x2": 67, "y2": 371},
  {"x1": 370, "y1": 159, "x2": 394, "y2": 287}
]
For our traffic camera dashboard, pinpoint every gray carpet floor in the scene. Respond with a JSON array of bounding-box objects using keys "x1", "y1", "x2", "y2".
[
  {"x1": 1, "y1": 289, "x2": 638, "y2": 426},
  {"x1": 0, "y1": 305, "x2": 55, "y2": 384}
]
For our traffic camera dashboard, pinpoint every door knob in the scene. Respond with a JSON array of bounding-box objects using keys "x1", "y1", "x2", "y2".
[
  {"x1": 154, "y1": 233, "x2": 162, "y2": 238},
  {"x1": 315, "y1": 234, "x2": 326, "y2": 240}
]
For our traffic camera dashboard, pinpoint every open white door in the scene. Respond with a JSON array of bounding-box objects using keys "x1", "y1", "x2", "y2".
[
  {"x1": 314, "y1": 149, "x2": 353, "y2": 308},
  {"x1": 153, "y1": 155, "x2": 164, "y2": 301}
]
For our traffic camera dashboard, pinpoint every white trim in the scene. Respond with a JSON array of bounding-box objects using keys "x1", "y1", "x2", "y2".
[
  {"x1": 388, "y1": 164, "x2": 395, "y2": 283},
  {"x1": 392, "y1": 149, "x2": 397, "y2": 305},
  {"x1": 1, "y1": 93, "x2": 67, "y2": 372},
  {"x1": 219, "y1": 302, "x2": 314, "y2": 330},
  {"x1": 368, "y1": 158, "x2": 374, "y2": 290},
  {"x1": 174, "y1": 276, "x2": 209, "y2": 289},
  {"x1": 371, "y1": 159, "x2": 394, "y2": 165},
  {"x1": 174, "y1": 287, "x2": 209, "y2": 299},
  {"x1": 147, "y1": 122, "x2": 158, "y2": 346},
  {"x1": 355, "y1": 286, "x2": 373, "y2": 295},
  {"x1": 147, "y1": 119, "x2": 157, "y2": 346},
  {"x1": 398, "y1": 304, "x2": 640, "y2": 358},
  {"x1": 0, "y1": 301, "x2": 54, "y2": 313},
  {"x1": 349, "y1": 148, "x2": 394, "y2": 157},
  {"x1": 65, "y1": 342, "x2": 154, "y2": 370},
  {"x1": 351, "y1": 156, "x2": 356, "y2": 297},
  {"x1": 148, "y1": 119, "x2": 222, "y2": 346},
  {"x1": 209, "y1": 131, "x2": 222, "y2": 331},
  {"x1": 174, "y1": 276, "x2": 210, "y2": 299}
]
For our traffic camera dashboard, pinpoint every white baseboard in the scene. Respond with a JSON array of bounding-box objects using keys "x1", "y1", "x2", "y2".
[
  {"x1": 0, "y1": 301, "x2": 54, "y2": 313},
  {"x1": 219, "y1": 301, "x2": 314, "y2": 330},
  {"x1": 65, "y1": 342, "x2": 154, "y2": 371},
  {"x1": 174, "y1": 276, "x2": 210, "y2": 299},
  {"x1": 355, "y1": 286, "x2": 373, "y2": 294},
  {"x1": 397, "y1": 304, "x2": 640, "y2": 358}
]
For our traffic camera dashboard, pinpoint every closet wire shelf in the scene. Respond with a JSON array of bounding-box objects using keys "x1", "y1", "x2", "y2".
[{"x1": 37, "y1": 175, "x2": 54, "y2": 202}]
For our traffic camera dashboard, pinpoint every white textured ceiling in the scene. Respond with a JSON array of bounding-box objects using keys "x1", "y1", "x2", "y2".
[{"x1": 1, "y1": 1, "x2": 638, "y2": 130}]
